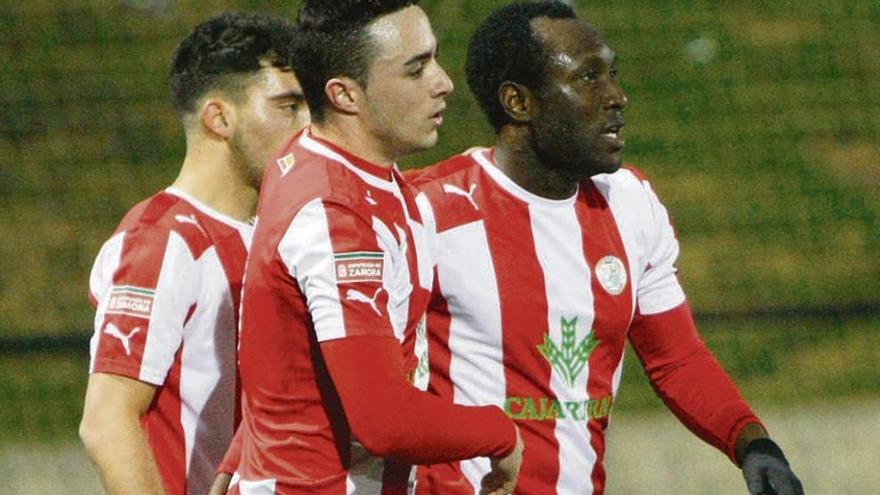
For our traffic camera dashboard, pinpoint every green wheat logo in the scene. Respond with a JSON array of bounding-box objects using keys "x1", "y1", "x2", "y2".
[{"x1": 537, "y1": 316, "x2": 599, "y2": 388}]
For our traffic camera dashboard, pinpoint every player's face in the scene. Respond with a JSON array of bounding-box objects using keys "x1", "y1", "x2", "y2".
[
  {"x1": 360, "y1": 5, "x2": 453, "y2": 160},
  {"x1": 529, "y1": 18, "x2": 627, "y2": 179},
  {"x1": 231, "y1": 65, "x2": 310, "y2": 188}
]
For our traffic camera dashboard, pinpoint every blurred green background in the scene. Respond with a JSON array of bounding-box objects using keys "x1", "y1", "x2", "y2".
[{"x1": 1, "y1": 0, "x2": 878, "y2": 493}]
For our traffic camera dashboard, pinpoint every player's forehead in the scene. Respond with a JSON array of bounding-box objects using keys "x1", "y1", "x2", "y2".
[
  {"x1": 366, "y1": 5, "x2": 436, "y2": 67},
  {"x1": 532, "y1": 17, "x2": 613, "y2": 72}
]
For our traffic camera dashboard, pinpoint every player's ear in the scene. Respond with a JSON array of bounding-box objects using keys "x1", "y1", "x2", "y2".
[
  {"x1": 499, "y1": 81, "x2": 534, "y2": 124},
  {"x1": 200, "y1": 97, "x2": 237, "y2": 140},
  {"x1": 325, "y1": 77, "x2": 362, "y2": 116}
]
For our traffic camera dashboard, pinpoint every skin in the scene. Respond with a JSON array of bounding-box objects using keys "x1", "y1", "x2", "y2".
[
  {"x1": 494, "y1": 17, "x2": 627, "y2": 199},
  {"x1": 313, "y1": 5, "x2": 454, "y2": 166},
  {"x1": 79, "y1": 63, "x2": 309, "y2": 495},
  {"x1": 174, "y1": 62, "x2": 309, "y2": 221}
]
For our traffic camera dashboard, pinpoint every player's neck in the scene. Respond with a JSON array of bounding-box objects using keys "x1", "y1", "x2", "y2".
[
  {"x1": 494, "y1": 131, "x2": 577, "y2": 200},
  {"x1": 172, "y1": 144, "x2": 258, "y2": 223},
  {"x1": 310, "y1": 118, "x2": 396, "y2": 168}
]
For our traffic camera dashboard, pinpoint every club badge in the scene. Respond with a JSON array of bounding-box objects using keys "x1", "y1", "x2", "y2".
[{"x1": 595, "y1": 255, "x2": 627, "y2": 296}]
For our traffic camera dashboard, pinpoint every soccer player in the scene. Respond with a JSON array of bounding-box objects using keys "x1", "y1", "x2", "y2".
[
  {"x1": 407, "y1": 2, "x2": 804, "y2": 495},
  {"x1": 78, "y1": 12, "x2": 309, "y2": 495},
  {"x1": 231, "y1": 1, "x2": 522, "y2": 494}
]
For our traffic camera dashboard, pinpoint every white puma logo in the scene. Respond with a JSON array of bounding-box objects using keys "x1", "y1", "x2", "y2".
[
  {"x1": 345, "y1": 287, "x2": 384, "y2": 316},
  {"x1": 442, "y1": 183, "x2": 479, "y2": 210},
  {"x1": 103, "y1": 323, "x2": 141, "y2": 356},
  {"x1": 365, "y1": 190, "x2": 378, "y2": 206},
  {"x1": 175, "y1": 214, "x2": 207, "y2": 235}
]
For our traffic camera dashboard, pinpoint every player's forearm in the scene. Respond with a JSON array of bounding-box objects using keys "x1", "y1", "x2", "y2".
[
  {"x1": 79, "y1": 415, "x2": 164, "y2": 495},
  {"x1": 321, "y1": 336, "x2": 517, "y2": 464},
  {"x1": 629, "y1": 303, "x2": 761, "y2": 462}
]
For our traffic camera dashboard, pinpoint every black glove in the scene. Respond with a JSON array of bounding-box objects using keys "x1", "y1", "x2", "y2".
[{"x1": 741, "y1": 438, "x2": 804, "y2": 495}]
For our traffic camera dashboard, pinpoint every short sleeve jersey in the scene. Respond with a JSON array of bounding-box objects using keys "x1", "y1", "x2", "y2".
[
  {"x1": 88, "y1": 188, "x2": 252, "y2": 495},
  {"x1": 235, "y1": 129, "x2": 432, "y2": 495},
  {"x1": 408, "y1": 149, "x2": 685, "y2": 495}
]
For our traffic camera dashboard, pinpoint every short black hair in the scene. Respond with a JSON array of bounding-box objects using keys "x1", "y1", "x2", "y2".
[
  {"x1": 291, "y1": 0, "x2": 418, "y2": 123},
  {"x1": 170, "y1": 11, "x2": 296, "y2": 115},
  {"x1": 466, "y1": 1, "x2": 576, "y2": 132}
]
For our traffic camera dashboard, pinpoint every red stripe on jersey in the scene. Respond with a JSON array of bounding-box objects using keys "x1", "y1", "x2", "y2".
[
  {"x1": 481, "y1": 187, "x2": 561, "y2": 493},
  {"x1": 94, "y1": 228, "x2": 171, "y2": 379},
  {"x1": 209, "y1": 222, "x2": 248, "y2": 428},
  {"x1": 576, "y1": 181, "x2": 635, "y2": 494},
  {"x1": 415, "y1": 269, "x2": 469, "y2": 494},
  {"x1": 144, "y1": 345, "x2": 187, "y2": 495}
]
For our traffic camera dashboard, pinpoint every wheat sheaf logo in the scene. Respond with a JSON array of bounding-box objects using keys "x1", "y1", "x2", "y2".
[{"x1": 537, "y1": 316, "x2": 599, "y2": 388}]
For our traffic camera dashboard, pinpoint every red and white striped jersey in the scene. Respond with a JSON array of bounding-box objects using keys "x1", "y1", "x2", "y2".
[
  {"x1": 235, "y1": 129, "x2": 432, "y2": 494},
  {"x1": 88, "y1": 187, "x2": 251, "y2": 495},
  {"x1": 408, "y1": 149, "x2": 686, "y2": 495}
]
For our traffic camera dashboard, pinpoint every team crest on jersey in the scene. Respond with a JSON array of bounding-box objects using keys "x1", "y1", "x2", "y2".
[
  {"x1": 595, "y1": 255, "x2": 627, "y2": 296},
  {"x1": 276, "y1": 153, "x2": 296, "y2": 176},
  {"x1": 105, "y1": 286, "x2": 155, "y2": 319},
  {"x1": 334, "y1": 252, "x2": 384, "y2": 283},
  {"x1": 537, "y1": 316, "x2": 599, "y2": 388}
]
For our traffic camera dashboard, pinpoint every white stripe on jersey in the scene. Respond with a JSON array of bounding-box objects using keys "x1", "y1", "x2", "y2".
[
  {"x1": 278, "y1": 198, "x2": 346, "y2": 342},
  {"x1": 182, "y1": 247, "x2": 239, "y2": 493},
  {"x1": 140, "y1": 231, "x2": 197, "y2": 384},
  {"x1": 529, "y1": 204, "x2": 598, "y2": 495},
  {"x1": 432, "y1": 219, "x2": 504, "y2": 492},
  {"x1": 89, "y1": 232, "x2": 126, "y2": 371},
  {"x1": 239, "y1": 478, "x2": 277, "y2": 494}
]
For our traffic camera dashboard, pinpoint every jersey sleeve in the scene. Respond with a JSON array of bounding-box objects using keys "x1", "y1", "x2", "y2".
[
  {"x1": 88, "y1": 226, "x2": 200, "y2": 385},
  {"x1": 277, "y1": 199, "x2": 397, "y2": 342},
  {"x1": 635, "y1": 179, "x2": 686, "y2": 315},
  {"x1": 628, "y1": 302, "x2": 761, "y2": 462}
]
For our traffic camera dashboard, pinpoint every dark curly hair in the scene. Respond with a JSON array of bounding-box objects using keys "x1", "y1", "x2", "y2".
[
  {"x1": 466, "y1": 1, "x2": 576, "y2": 132},
  {"x1": 170, "y1": 11, "x2": 296, "y2": 115},
  {"x1": 291, "y1": 0, "x2": 418, "y2": 123}
]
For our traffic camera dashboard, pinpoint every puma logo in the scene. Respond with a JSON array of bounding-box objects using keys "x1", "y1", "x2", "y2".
[
  {"x1": 365, "y1": 190, "x2": 378, "y2": 206},
  {"x1": 103, "y1": 323, "x2": 141, "y2": 356},
  {"x1": 345, "y1": 287, "x2": 384, "y2": 316},
  {"x1": 175, "y1": 214, "x2": 206, "y2": 235},
  {"x1": 442, "y1": 183, "x2": 479, "y2": 210}
]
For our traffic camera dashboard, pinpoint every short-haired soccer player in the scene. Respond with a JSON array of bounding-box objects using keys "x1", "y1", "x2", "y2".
[
  {"x1": 229, "y1": 1, "x2": 522, "y2": 494},
  {"x1": 78, "y1": 12, "x2": 309, "y2": 495},
  {"x1": 407, "y1": 2, "x2": 804, "y2": 495}
]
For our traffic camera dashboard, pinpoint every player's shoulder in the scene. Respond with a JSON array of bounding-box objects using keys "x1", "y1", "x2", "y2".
[
  {"x1": 590, "y1": 164, "x2": 658, "y2": 201},
  {"x1": 405, "y1": 151, "x2": 482, "y2": 193},
  {"x1": 111, "y1": 190, "x2": 213, "y2": 258}
]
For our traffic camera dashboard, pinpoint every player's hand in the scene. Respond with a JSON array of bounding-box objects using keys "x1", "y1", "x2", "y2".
[
  {"x1": 207, "y1": 472, "x2": 233, "y2": 495},
  {"x1": 479, "y1": 425, "x2": 523, "y2": 495},
  {"x1": 741, "y1": 438, "x2": 804, "y2": 495}
]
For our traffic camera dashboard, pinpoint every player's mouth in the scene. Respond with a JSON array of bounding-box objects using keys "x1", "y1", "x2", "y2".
[
  {"x1": 430, "y1": 105, "x2": 446, "y2": 127},
  {"x1": 601, "y1": 121, "x2": 625, "y2": 151}
]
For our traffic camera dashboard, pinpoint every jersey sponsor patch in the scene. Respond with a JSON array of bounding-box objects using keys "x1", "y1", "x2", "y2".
[
  {"x1": 334, "y1": 252, "x2": 384, "y2": 283},
  {"x1": 105, "y1": 286, "x2": 156, "y2": 319},
  {"x1": 594, "y1": 255, "x2": 627, "y2": 296}
]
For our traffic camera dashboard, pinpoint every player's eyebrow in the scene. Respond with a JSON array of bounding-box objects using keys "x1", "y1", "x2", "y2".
[
  {"x1": 403, "y1": 42, "x2": 439, "y2": 68},
  {"x1": 270, "y1": 90, "x2": 305, "y2": 100}
]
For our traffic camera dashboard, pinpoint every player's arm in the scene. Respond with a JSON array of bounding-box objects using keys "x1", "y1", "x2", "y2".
[
  {"x1": 79, "y1": 373, "x2": 164, "y2": 495},
  {"x1": 208, "y1": 425, "x2": 244, "y2": 495},
  {"x1": 321, "y1": 336, "x2": 523, "y2": 493},
  {"x1": 629, "y1": 303, "x2": 803, "y2": 495},
  {"x1": 631, "y1": 176, "x2": 802, "y2": 494}
]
